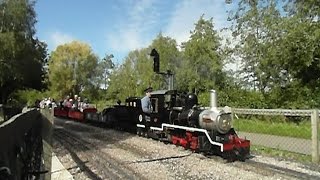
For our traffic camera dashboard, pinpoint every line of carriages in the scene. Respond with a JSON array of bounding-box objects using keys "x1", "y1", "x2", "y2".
[{"x1": 53, "y1": 106, "x2": 99, "y2": 122}]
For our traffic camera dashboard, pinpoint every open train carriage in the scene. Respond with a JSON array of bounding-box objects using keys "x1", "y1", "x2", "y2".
[{"x1": 53, "y1": 106, "x2": 69, "y2": 118}]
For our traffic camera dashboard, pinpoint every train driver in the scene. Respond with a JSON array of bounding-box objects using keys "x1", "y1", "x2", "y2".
[{"x1": 141, "y1": 87, "x2": 153, "y2": 114}]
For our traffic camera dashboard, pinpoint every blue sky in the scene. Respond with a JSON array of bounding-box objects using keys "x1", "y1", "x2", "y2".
[{"x1": 35, "y1": 0, "x2": 232, "y2": 64}]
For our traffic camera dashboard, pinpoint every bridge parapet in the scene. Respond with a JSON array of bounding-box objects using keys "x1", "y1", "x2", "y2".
[{"x1": 0, "y1": 108, "x2": 53, "y2": 179}]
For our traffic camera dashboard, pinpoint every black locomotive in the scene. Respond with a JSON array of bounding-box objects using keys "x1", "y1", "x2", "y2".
[{"x1": 97, "y1": 89, "x2": 250, "y2": 161}]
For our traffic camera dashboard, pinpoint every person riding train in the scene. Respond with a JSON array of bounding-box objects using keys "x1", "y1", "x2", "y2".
[{"x1": 141, "y1": 87, "x2": 153, "y2": 114}]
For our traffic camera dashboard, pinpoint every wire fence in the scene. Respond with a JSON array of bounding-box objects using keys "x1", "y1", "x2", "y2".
[{"x1": 229, "y1": 108, "x2": 319, "y2": 163}]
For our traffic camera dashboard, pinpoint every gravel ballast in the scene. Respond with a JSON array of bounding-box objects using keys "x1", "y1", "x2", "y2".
[{"x1": 53, "y1": 118, "x2": 320, "y2": 180}]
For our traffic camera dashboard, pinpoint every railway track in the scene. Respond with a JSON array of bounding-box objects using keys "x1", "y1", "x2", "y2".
[
  {"x1": 54, "y1": 124, "x2": 195, "y2": 179},
  {"x1": 244, "y1": 159, "x2": 320, "y2": 179},
  {"x1": 53, "y1": 127, "x2": 146, "y2": 180},
  {"x1": 94, "y1": 127, "x2": 319, "y2": 180},
  {"x1": 205, "y1": 152, "x2": 320, "y2": 180},
  {"x1": 53, "y1": 118, "x2": 320, "y2": 180},
  {"x1": 89, "y1": 125, "x2": 319, "y2": 180}
]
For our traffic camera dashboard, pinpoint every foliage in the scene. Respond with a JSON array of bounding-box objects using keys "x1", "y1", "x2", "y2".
[
  {"x1": 228, "y1": 0, "x2": 283, "y2": 93},
  {"x1": 107, "y1": 33, "x2": 181, "y2": 101},
  {"x1": 100, "y1": 1, "x2": 320, "y2": 111},
  {"x1": 7, "y1": 0, "x2": 317, "y2": 112},
  {"x1": 227, "y1": 0, "x2": 320, "y2": 109},
  {"x1": 107, "y1": 48, "x2": 153, "y2": 101},
  {"x1": 98, "y1": 54, "x2": 115, "y2": 90},
  {"x1": 0, "y1": 0, "x2": 47, "y2": 104},
  {"x1": 11, "y1": 89, "x2": 48, "y2": 107},
  {"x1": 150, "y1": 33, "x2": 182, "y2": 90},
  {"x1": 48, "y1": 41, "x2": 99, "y2": 100},
  {"x1": 178, "y1": 15, "x2": 224, "y2": 94}
]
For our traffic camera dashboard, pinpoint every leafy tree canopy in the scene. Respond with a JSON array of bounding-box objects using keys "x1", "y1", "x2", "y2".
[
  {"x1": 227, "y1": 0, "x2": 320, "y2": 108},
  {"x1": 107, "y1": 33, "x2": 181, "y2": 101},
  {"x1": 0, "y1": 0, "x2": 47, "y2": 104},
  {"x1": 48, "y1": 41, "x2": 99, "y2": 100},
  {"x1": 179, "y1": 15, "x2": 224, "y2": 93}
]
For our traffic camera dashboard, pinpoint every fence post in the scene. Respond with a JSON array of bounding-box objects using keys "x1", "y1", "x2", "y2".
[{"x1": 311, "y1": 109, "x2": 319, "y2": 163}]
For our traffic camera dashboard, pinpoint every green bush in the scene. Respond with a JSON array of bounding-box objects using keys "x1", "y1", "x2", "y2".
[{"x1": 10, "y1": 89, "x2": 48, "y2": 107}]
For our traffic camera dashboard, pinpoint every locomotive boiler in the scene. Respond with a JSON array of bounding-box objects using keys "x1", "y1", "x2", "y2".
[{"x1": 168, "y1": 90, "x2": 232, "y2": 134}]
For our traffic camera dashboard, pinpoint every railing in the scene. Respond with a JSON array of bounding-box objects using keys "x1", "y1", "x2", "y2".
[
  {"x1": 230, "y1": 108, "x2": 319, "y2": 163},
  {"x1": 0, "y1": 108, "x2": 53, "y2": 179},
  {"x1": 0, "y1": 104, "x2": 22, "y2": 123}
]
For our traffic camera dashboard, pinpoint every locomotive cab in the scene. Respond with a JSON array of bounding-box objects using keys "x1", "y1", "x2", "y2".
[{"x1": 147, "y1": 90, "x2": 179, "y2": 127}]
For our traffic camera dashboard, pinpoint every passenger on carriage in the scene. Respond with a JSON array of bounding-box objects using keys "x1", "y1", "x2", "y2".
[
  {"x1": 62, "y1": 95, "x2": 70, "y2": 107},
  {"x1": 65, "y1": 99, "x2": 73, "y2": 108}
]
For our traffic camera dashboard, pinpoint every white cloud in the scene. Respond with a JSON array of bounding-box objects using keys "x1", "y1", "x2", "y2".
[
  {"x1": 164, "y1": 0, "x2": 229, "y2": 46},
  {"x1": 50, "y1": 31, "x2": 75, "y2": 49},
  {"x1": 106, "y1": 0, "x2": 160, "y2": 52},
  {"x1": 106, "y1": 0, "x2": 233, "y2": 60}
]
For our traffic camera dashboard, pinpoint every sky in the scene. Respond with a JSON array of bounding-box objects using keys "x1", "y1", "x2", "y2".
[{"x1": 35, "y1": 0, "x2": 234, "y2": 64}]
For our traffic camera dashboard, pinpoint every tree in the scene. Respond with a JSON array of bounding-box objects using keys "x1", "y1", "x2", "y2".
[
  {"x1": 48, "y1": 41, "x2": 99, "y2": 99},
  {"x1": 227, "y1": 0, "x2": 320, "y2": 108},
  {"x1": 180, "y1": 15, "x2": 224, "y2": 93},
  {"x1": 149, "y1": 33, "x2": 181, "y2": 90},
  {"x1": 102, "y1": 54, "x2": 115, "y2": 89},
  {"x1": 95, "y1": 53, "x2": 115, "y2": 90},
  {"x1": 228, "y1": 0, "x2": 285, "y2": 93},
  {"x1": 107, "y1": 48, "x2": 153, "y2": 101},
  {"x1": 0, "y1": 0, "x2": 47, "y2": 104},
  {"x1": 106, "y1": 34, "x2": 181, "y2": 101},
  {"x1": 275, "y1": 0, "x2": 320, "y2": 108}
]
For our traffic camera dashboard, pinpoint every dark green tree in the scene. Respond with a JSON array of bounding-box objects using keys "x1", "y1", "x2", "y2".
[
  {"x1": 227, "y1": 0, "x2": 320, "y2": 108},
  {"x1": 228, "y1": 0, "x2": 284, "y2": 93},
  {"x1": 107, "y1": 34, "x2": 181, "y2": 101},
  {"x1": 180, "y1": 15, "x2": 224, "y2": 94},
  {"x1": 149, "y1": 33, "x2": 181, "y2": 90},
  {"x1": 0, "y1": 0, "x2": 47, "y2": 104}
]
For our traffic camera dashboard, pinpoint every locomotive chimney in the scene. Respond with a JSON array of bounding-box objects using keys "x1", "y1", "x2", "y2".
[{"x1": 210, "y1": 90, "x2": 217, "y2": 110}]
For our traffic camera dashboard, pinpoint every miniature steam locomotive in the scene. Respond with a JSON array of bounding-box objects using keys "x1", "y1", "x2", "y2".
[{"x1": 97, "y1": 89, "x2": 250, "y2": 161}]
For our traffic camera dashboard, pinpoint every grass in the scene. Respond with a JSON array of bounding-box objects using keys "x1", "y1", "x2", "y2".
[
  {"x1": 251, "y1": 145, "x2": 312, "y2": 163},
  {"x1": 233, "y1": 118, "x2": 311, "y2": 139}
]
